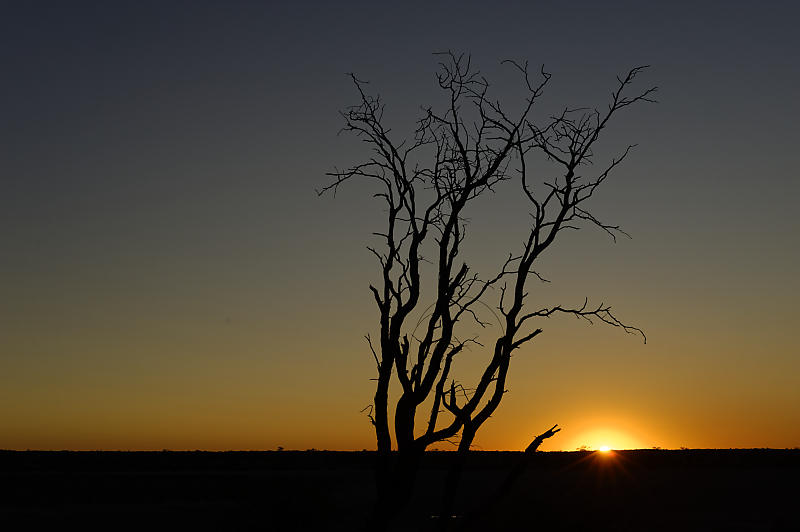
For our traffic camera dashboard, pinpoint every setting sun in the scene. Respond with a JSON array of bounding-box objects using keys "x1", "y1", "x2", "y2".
[{"x1": 566, "y1": 426, "x2": 645, "y2": 451}]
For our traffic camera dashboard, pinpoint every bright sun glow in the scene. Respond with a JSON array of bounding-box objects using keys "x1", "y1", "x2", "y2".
[{"x1": 568, "y1": 427, "x2": 644, "y2": 451}]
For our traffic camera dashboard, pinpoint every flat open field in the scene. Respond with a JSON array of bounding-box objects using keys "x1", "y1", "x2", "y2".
[{"x1": 1, "y1": 449, "x2": 798, "y2": 530}]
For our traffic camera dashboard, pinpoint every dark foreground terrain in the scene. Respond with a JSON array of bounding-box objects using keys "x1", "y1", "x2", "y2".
[{"x1": 1, "y1": 449, "x2": 798, "y2": 530}]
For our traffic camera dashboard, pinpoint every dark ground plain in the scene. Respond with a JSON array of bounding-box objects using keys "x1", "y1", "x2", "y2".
[{"x1": 1, "y1": 449, "x2": 798, "y2": 530}]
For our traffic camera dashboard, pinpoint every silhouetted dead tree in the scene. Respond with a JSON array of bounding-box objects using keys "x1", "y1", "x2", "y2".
[{"x1": 321, "y1": 51, "x2": 654, "y2": 527}]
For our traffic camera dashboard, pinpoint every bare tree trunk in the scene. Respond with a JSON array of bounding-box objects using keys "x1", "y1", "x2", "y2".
[
  {"x1": 438, "y1": 426, "x2": 476, "y2": 531},
  {"x1": 370, "y1": 358, "x2": 393, "y2": 528}
]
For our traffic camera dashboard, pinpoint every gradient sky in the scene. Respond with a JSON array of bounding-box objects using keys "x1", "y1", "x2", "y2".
[{"x1": 2, "y1": 1, "x2": 799, "y2": 451}]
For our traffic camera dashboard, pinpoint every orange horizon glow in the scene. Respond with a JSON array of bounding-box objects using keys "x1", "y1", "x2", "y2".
[{"x1": 2, "y1": 384, "x2": 799, "y2": 452}]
